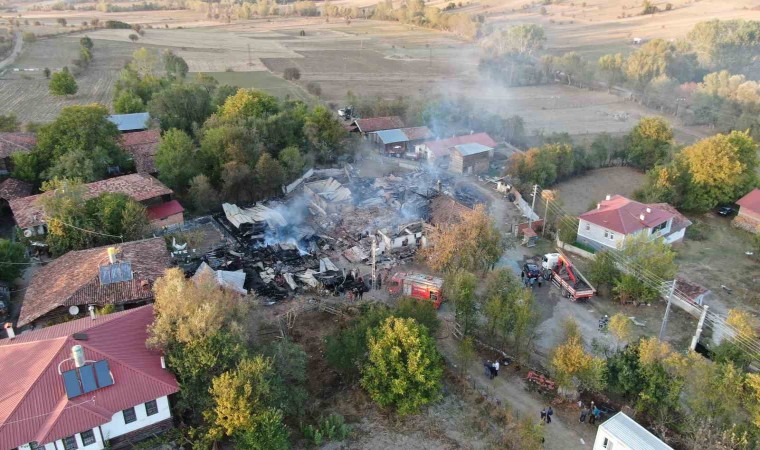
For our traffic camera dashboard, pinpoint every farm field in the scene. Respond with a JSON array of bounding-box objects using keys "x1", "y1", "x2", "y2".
[
  {"x1": 202, "y1": 71, "x2": 313, "y2": 102},
  {"x1": 548, "y1": 167, "x2": 646, "y2": 216}
]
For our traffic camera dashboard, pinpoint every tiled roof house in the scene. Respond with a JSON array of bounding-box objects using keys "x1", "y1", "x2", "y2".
[{"x1": 0, "y1": 305, "x2": 179, "y2": 450}]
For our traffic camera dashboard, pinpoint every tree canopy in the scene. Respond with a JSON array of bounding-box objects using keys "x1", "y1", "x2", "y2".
[{"x1": 49, "y1": 67, "x2": 78, "y2": 96}]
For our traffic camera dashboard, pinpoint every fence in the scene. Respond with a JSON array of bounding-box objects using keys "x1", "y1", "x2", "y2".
[{"x1": 556, "y1": 237, "x2": 596, "y2": 260}]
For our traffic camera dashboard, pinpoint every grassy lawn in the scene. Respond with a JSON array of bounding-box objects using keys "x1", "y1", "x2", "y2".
[{"x1": 199, "y1": 71, "x2": 314, "y2": 103}]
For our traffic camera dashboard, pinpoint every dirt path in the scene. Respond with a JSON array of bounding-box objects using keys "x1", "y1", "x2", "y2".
[
  {"x1": 438, "y1": 334, "x2": 596, "y2": 450},
  {"x1": 0, "y1": 31, "x2": 23, "y2": 72}
]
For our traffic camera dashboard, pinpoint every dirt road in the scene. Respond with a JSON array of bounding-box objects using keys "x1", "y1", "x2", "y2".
[
  {"x1": 0, "y1": 31, "x2": 23, "y2": 72},
  {"x1": 438, "y1": 334, "x2": 596, "y2": 449}
]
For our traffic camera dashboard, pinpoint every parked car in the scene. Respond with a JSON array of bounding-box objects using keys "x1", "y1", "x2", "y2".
[
  {"x1": 522, "y1": 262, "x2": 541, "y2": 279},
  {"x1": 717, "y1": 206, "x2": 736, "y2": 217}
]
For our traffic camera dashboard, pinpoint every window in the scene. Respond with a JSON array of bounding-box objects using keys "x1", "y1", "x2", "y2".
[
  {"x1": 62, "y1": 436, "x2": 78, "y2": 450},
  {"x1": 651, "y1": 221, "x2": 667, "y2": 234},
  {"x1": 80, "y1": 430, "x2": 96, "y2": 446},
  {"x1": 585, "y1": 223, "x2": 590, "y2": 231},
  {"x1": 609, "y1": 233, "x2": 614, "y2": 240},
  {"x1": 603, "y1": 230, "x2": 609, "y2": 238},
  {"x1": 122, "y1": 407, "x2": 137, "y2": 424},
  {"x1": 145, "y1": 399, "x2": 158, "y2": 416},
  {"x1": 602, "y1": 437, "x2": 613, "y2": 449},
  {"x1": 29, "y1": 442, "x2": 43, "y2": 450},
  {"x1": 429, "y1": 291, "x2": 438, "y2": 301}
]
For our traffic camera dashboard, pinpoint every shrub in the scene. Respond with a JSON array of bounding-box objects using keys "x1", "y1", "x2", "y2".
[
  {"x1": 301, "y1": 414, "x2": 349, "y2": 446},
  {"x1": 283, "y1": 67, "x2": 301, "y2": 80},
  {"x1": 306, "y1": 81, "x2": 322, "y2": 96},
  {"x1": 22, "y1": 32, "x2": 36, "y2": 43},
  {"x1": 104, "y1": 20, "x2": 131, "y2": 29}
]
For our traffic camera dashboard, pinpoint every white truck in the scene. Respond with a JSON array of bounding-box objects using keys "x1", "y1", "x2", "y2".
[{"x1": 541, "y1": 251, "x2": 596, "y2": 301}]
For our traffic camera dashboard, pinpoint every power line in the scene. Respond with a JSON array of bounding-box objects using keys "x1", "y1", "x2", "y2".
[
  {"x1": 532, "y1": 184, "x2": 760, "y2": 359},
  {"x1": 52, "y1": 219, "x2": 124, "y2": 241}
]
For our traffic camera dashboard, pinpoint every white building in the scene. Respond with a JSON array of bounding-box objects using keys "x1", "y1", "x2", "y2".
[
  {"x1": 594, "y1": 412, "x2": 673, "y2": 450},
  {"x1": 577, "y1": 195, "x2": 691, "y2": 251},
  {"x1": 0, "y1": 305, "x2": 179, "y2": 450}
]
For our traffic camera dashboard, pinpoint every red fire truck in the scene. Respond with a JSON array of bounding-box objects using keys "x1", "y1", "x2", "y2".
[{"x1": 387, "y1": 272, "x2": 444, "y2": 308}]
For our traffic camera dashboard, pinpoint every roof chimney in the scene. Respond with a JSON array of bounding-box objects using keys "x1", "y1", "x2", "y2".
[
  {"x1": 646, "y1": 207, "x2": 651, "y2": 213},
  {"x1": 597, "y1": 203, "x2": 601, "y2": 210},
  {"x1": 72, "y1": 345, "x2": 85, "y2": 368},
  {"x1": 107, "y1": 247, "x2": 117, "y2": 264},
  {"x1": 88, "y1": 305, "x2": 96, "y2": 320},
  {"x1": 160, "y1": 356, "x2": 166, "y2": 369},
  {"x1": 639, "y1": 213, "x2": 645, "y2": 221},
  {"x1": 605, "y1": 194, "x2": 611, "y2": 201},
  {"x1": 4, "y1": 322, "x2": 15, "y2": 340}
]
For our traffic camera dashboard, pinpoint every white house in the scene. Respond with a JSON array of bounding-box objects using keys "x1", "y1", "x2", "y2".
[
  {"x1": 0, "y1": 306, "x2": 179, "y2": 450},
  {"x1": 594, "y1": 412, "x2": 673, "y2": 450},
  {"x1": 577, "y1": 195, "x2": 691, "y2": 251}
]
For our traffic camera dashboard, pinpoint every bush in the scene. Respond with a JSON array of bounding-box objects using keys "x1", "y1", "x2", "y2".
[
  {"x1": 306, "y1": 81, "x2": 322, "y2": 96},
  {"x1": 685, "y1": 219, "x2": 708, "y2": 241},
  {"x1": 22, "y1": 32, "x2": 36, "y2": 43},
  {"x1": 283, "y1": 67, "x2": 301, "y2": 80},
  {"x1": 301, "y1": 414, "x2": 350, "y2": 447},
  {"x1": 105, "y1": 20, "x2": 131, "y2": 29}
]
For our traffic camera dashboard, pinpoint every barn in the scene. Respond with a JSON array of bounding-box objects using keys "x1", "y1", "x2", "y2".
[{"x1": 449, "y1": 143, "x2": 494, "y2": 174}]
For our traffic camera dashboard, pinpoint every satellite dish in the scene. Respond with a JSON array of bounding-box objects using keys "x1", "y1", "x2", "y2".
[
  {"x1": 23, "y1": 229, "x2": 33, "y2": 238},
  {"x1": 68, "y1": 305, "x2": 80, "y2": 316}
]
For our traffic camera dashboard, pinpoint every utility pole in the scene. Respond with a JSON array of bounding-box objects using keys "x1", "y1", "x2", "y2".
[
  {"x1": 659, "y1": 280, "x2": 676, "y2": 341},
  {"x1": 247, "y1": 44, "x2": 252, "y2": 67},
  {"x1": 690, "y1": 305, "x2": 709, "y2": 351},
  {"x1": 528, "y1": 184, "x2": 538, "y2": 228},
  {"x1": 371, "y1": 236, "x2": 377, "y2": 290},
  {"x1": 541, "y1": 189, "x2": 555, "y2": 237}
]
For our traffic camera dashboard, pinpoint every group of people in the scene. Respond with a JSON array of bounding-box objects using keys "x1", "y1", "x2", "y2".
[
  {"x1": 483, "y1": 359, "x2": 500, "y2": 379},
  {"x1": 579, "y1": 401, "x2": 602, "y2": 425},
  {"x1": 523, "y1": 276, "x2": 543, "y2": 288},
  {"x1": 540, "y1": 406, "x2": 554, "y2": 424}
]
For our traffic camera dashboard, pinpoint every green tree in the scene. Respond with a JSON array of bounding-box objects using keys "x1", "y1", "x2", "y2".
[
  {"x1": 394, "y1": 297, "x2": 441, "y2": 336},
  {"x1": 303, "y1": 105, "x2": 347, "y2": 162},
  {"x1": 221, "y1": 161, "x2": 257, "y2": 204},
  {"x1": 79, "y1": 36, "x2": 94, "y2": 50},
  {"x1": 254, "y1": 153, "x2": 284, "y2": 199},
  {"x1": 163, "y1": 50, "x2": 189, "y2": 78},
  {"x1": 130, "y1": 47, "x2": 158, "y2": 77},
  {"x1": 615, "y1": 233, "x2": 677, "y2": 304},
  {"x1": 688, "y1": 19, "x2": 760, "y2": 73},
  {"x1": 148, "y1": 83, "x2": 213, "y2": 135},
  {"x1": 557, "y1": 216, "x2": 579, "y2": 244},
  {"x1": 49, "y1": 67, "x2": 78, "y2": 96},
  {"x1": 188, "y1": 174, "x2": 221, "y2": 213},
  {"x1": 625, "y1": 39, "x2": 672, "y2": 88},
  {"x1": 278, "y1": 146, "x2": 305, "y2": 180},
  {"x1": 33, "y1": 104, "x2": 125, "y2": 182},
  {"x1": 325, "y1": 306, "x2": 390, "y2": 380},
  {"x1": 586, "y1": 250, "x2": 620, "y2": 294},
  {"x1": 361, "y1": 317, "x2": 443, "y2": 415},
  {"x1": 483, "y1": 268, "x2": 536, "y2": 362},
  {"x1": 113, "y1": 90, "x2": 146, "y2": 114},
  {"x1": 445, "y1": 271, "x2": 478, "y2": 336},
  {"x1": 597, "y1": 53, "x2": 625, "y2": 89},
  {"x1": 0, "y1": 113, "x2": 20, "y2": 132},
  {"x1": 455, "y1": 336, "x2": 476, "y2": 377},
  {"x1": 0, "y1": 240, "x2": 29, "y2": 283},
  {"x1": 156, "y1": 128, "x2": 199, "y2": 192},
  {"x1": 219, "y1": 89, "x2": 279, "y2": 122},
  {"x1": 626, "y1": 117, "x2": 673, "y2": 169},
  {"x1": 264, "y1": 339, "x2": 308, "y2": 418},
  {"x1": 480, "y1": 24, "x2": 546, "y2": 57},
  {"x1": 550, "y1": 319, "x2": 607, "y2": 396}
]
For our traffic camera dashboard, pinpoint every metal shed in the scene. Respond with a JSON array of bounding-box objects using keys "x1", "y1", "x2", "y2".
[{"x1": 594, "y1": 412, "x2": 673, "y2": 450}]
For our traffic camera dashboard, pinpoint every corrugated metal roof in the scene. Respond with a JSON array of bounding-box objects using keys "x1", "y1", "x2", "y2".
[
  {"x1": 108, "y1": 112, "x2": 150, "y2": 131},
  {"x1": 454, "y1": 142, "x2": 492, "y2": 156},
  {"x1": 599, "y1": 413, "x2": 673, "y2": 450},
  {"x1": 0, "y1": 306, "x2": 179, "y2": 449},
  {"x1": 376, "y1": 128, "x2": 409, "y2": 144}
]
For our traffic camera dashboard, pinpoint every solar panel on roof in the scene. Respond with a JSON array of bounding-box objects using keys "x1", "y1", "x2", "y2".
[
  {"x1": 94, "y1": 360, "x2": 114, "y2": 387},
  {"x1": 99, "y1": 262, "x2": 134, "y2": 285},
  {"x1": 62, "y1": 369, "x2": 82, "y2": 398},
  {"x1": 79, "y1": 365, "x2": 98, "y2": 393}
]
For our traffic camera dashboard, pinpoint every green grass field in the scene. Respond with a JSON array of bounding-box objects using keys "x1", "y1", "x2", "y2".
[{"x1": 200, "y1": 71, "x2": 313, "y2": 102}]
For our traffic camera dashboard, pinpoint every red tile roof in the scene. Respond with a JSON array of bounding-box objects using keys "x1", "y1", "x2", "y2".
[
  {"x1": 647, "y1": 202, "x2": 692, "y2": 233},
  {"x1": 429, "y1": 194, "x2": 472, "y2": 227},
  {"x1": 0, "y1": 177, "x2": 33, "y2": 201},
  {"x1": 19, "y1": 238, "x2": 171, "y2": 326},
  {"x1": 0, "y1": 305, "x2": 179, "y2": 449},
  {"x1": 421, "y1": 133, "x2": 498, "y2": 158},
  {"x1": 9, "y1": 173, "x2": 173, "y2": 229},
  {"x1": 579, "y1": 195, "x2": 676, "y2": 235},
  {"x1": 353, "y1": 116, "x2": 405, "y2": 133},
  {"x1": 146, "y1": 200, "x2": 184, "y2": 220},
  {"x1": 401, "y1": 126, "x2": 434, "y2": 141},
  {"x1": 0, "y1": 132, "x2": 36, "y2": 159},
  {"x1": 120, "y1": 130, "x2": 161, "y2": 174},
  {"x1": 737, "y1": 188, "x2": 760, "y2": 213}
]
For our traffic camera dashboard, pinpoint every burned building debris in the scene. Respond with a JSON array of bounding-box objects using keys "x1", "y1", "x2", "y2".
[{"x1": 186, "y1": 167, "x2": 475, "y2": 304}]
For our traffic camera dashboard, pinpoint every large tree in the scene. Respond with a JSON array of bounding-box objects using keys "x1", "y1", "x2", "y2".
[
  {"x1": 625, "y1": 117, "x2": 673, "y2": 170},
  {"x1": 0, "y1": 240, "x2": 29, "y2": 283},
  {"x1": 32, "y1": 104, "x2": 126, "y2": 182},
  {"x1": 420, "y1": 204, "x2": 503, "y2": 274},
  {"x1": 444, "y1": 270, "x2": 478, "y2": 336},
  {"x1": 148, "y1": 83, "x2": 214, "y2": 135},
  {"x1": 614, "y1": 233, "x2": 677, "y2": 304},
  {"x1": 361, "y1": 317, "x2": 443, "y2": 415},
  {"x1": 49, "y1": 67, "x2": 78, "y2": 96},
  {"x1": 481, "y1": 24, "x2": 546, "y2": 57},
  {"x1": 254, "y1": 153, "x2": 284, "y2": 199},
  {"x1": 155, "y1": 128, "x2": 199, "y2": 192},
  {"x1": 482, "y1": 268, "x2": 537, "y2": 362}
]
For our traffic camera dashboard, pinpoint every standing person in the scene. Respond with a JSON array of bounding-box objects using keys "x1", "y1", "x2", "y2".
[
  {"x1": 579, "y1": 406, "x2": 588, "y2": 423},
  {"x1": 589, "y1": 406, "x2": 597, "y2": 425},
  {"x1": 540, "y1": 408, "x2": 547, "y2": 423},
  {"x1": 493, "y1": 359, "x2": 500, "y2": 377},
  {"x1": 484, "y1": 360, "x2": 492, "y2": 378},
  {"x1": 592, "y1": 406, "x2": 601, "y2": 424},
  {"x1": 546, "y1": 406, "x2": 553, "y2": 424}
]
